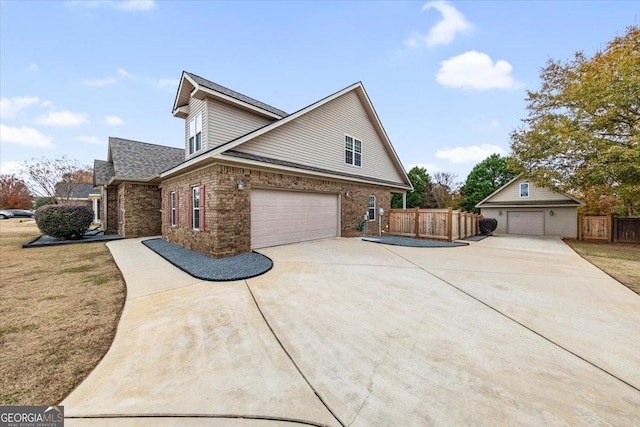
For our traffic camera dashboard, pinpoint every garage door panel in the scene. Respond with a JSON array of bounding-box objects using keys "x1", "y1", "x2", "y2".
[
  {"x1": 251, "y1": 190, "x2": 338, "y2": 249},
  {"x1": 507, "y1": 211, "x2": 544, "y2": 236}
]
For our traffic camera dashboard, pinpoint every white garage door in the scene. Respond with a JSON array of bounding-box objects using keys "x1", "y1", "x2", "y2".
[
  {"x1": 507, "y1": 211, "x2": 544, "y2": 236},
  {"x1": 251, "y1": 189, "x2": 339, "y2": 249}
]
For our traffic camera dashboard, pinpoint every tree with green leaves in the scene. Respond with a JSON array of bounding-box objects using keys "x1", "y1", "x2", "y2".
[
  {"x1": 459, "y1": 154, "x2": 515, "y2": 213},
  {"x1": 391, "y1": 166, "x2": 437, "y2": 209},
  {"x1": 510, "y1": 26, "x2": 640, "y2": 215}
]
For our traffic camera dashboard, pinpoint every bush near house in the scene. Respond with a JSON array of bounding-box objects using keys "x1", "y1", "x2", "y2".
[
  {"x1": 479, "y1": 218, "x2": 498, "y2": 235},
  {"x1": 35, "y1": 205, "x2": 93, "y2": 240}
]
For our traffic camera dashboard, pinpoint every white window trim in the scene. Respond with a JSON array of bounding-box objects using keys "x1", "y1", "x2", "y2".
[
  {"x1": 520, "y1": 183, "x2": 530, "y2": 198},
  {"x1": 192, "y1": 186, "x2": 200, "y2": 230},
  {"x1": 344, "y1": 134, "x2": 363, "y2": 168},
  {"x1": 368, "y1": 195, "x2": 376, "y2": 221},
  {"x1": 188, "y1": 113, "x2": 202, "y2": 155},
  {"x1": 170, "y1": 191, "x2": 176, "y2": 226}
]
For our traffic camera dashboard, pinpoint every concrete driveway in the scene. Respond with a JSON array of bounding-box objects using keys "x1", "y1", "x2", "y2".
[{"x1": 63, "y1": 236, "x2": 640, "y2": 426}]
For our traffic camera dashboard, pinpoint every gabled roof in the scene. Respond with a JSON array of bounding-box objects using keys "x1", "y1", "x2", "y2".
[
  {"x1": 54, "y1": 183, "x2": 97, "y2": 199},
  {"x1": 172, "y1": 71, "x2": 288, "y2": 119},
  {"x1": 162, "y1": 81, "x2": 412, "y2": 190},
  {"x1": 476, "y1": 175, "x2": 585, "y2": 208},
  {"x1": 94, "y1": 137, "x2": 184, "y2": 185}
]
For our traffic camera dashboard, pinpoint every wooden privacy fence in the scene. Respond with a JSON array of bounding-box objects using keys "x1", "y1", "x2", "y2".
[
  {"x1": 578, "y1": 215, "x2": 640, "y2": 243},
  {"x1": 389, "y1": 208, "x2": 481, "y2": 242}
]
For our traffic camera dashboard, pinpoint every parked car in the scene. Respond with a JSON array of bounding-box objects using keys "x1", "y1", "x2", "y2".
[
  {"x1": 0, "y1": 209, "x2": 34, "y2": 219},
  {"x1": 0, "y1": 210, "x2": 15, "y2": 219}
]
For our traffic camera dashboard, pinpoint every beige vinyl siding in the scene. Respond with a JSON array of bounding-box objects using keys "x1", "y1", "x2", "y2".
[
  {"x1": 235, "y1": 90, "x2": 405, "y2": 184},
  {"x1": 185, "y1": 98, "x2": 206, "y2": 159},
  {"x1": 206, "y1": 98, "x2": 273, "y2": 149},
  {"x1": 480, "y1": 206, "x2": 578, "y2": 238},
  {"x1": 490, "y1": 178, "x2": 572, "y2": 202}
]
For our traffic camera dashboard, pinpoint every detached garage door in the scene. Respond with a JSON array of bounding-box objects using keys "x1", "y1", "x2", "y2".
[
  {"x1": 507, "y1": 211, "x2": 544, "y2": 236},
  {"x1": 251, "y1": 189, "x2": 338, "y2": 249}
]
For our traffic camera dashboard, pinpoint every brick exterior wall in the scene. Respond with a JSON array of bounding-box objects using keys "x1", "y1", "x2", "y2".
[
  {"x1": 161, "y1": 164, "x2": 392, "y2": 258},
  {"x1": 117, "y1": 183, "x2": 162, "y2": 238},
  {"x1": 103, "y1": 185, "x2": 119, "y2": 234}
]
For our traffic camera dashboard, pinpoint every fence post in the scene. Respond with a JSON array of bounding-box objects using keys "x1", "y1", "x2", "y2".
[
  {"x1": 414, "y1": 207, "x2": 420, "y2": 238},
  {"x1": 447, "y1": 207, "x2": 453, "y2": 242},
  {"x1": 458, "y1": 210, "x2": 462, "y2": 239},
  {"x1": 609, "y1": 214, "x2": 615, "y2": 242},
  {"x1": 577, "y1": 214, "x2": 583, "y2": 240}
]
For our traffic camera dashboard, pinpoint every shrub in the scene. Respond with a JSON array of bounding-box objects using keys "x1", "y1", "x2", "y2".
[
  {"x1": 35, "y1": 205, "x2": 93, "y2": 240},
  {"x1": 34, "y1": 197, "x2": 57, "y2": 210},
  {"x1": 479, "y1": 218, "x2": 498, "y2": 235}
]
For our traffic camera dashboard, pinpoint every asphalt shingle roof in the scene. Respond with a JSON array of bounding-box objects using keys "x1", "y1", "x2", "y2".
[
  {"x1": 108, "y1": 137, "x2": 184, "y2": 181},
  {"x1": 185, "y1": 71, "x2": 288, "y2": 118},
  {"x1": 94, "y1": 160, "x2": 115, "y2": 185},
  {"x1": 54, "y1": 183, "x2": 98, "y2": 199}
]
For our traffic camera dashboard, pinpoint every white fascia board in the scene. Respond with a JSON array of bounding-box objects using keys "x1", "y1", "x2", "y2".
[{"x1": 191, "y1": 86, "x2": 283, "y2": 120}]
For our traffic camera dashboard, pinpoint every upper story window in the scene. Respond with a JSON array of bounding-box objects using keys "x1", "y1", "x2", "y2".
[
  {"x1": 520, "y1": 183, "x2": 530, "y2": 198},
  {"x1": 345, "y1": 135, "x2": 362, "y2": 167},
  {"x1": 189, "y1": 113, "x2": 202, "y2": 155},
  {"x1": 368, "y1": 195, "x2": 376, "y2": 221}
]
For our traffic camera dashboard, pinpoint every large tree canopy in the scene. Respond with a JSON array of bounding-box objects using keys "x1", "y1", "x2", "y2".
[
  {"x1": 459, "y1": 154, "x2": 516, "y2": 213},
  {"x1": 0, "y1": 174, "x2": 33, "y2": 209},
  {"x1": 391, "y1": 166, "x2": 436, "y2": 209},
  {"x1": 510, "y1": 26, "x2": 640, "y2": 215}
]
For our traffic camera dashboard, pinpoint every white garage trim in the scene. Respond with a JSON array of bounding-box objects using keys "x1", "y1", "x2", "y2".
[
  {"x1": 251, "y1": 189, "x2": 339, "y2": 249},
  {"x1": 507, "y1": 211, "x2": 544, "y2": 236}
]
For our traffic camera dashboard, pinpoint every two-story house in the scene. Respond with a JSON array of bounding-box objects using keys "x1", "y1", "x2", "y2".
[{"x1": 94, "y1": 71, "x2": 412, "y2": 258}]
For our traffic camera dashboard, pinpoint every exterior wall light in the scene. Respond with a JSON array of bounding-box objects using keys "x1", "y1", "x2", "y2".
[
  {"x1": 345, "y1": 191, "x2": 350, "y2": 198},
  {"x1": 498, "y1": 210, "x2": 503, "y2": 216},
  {"x1": 236, "y1": 179, "x2": 244, "y2": 191},
  {"x1": 549, "y1": 210, "x2": 554, "y2": 216}
]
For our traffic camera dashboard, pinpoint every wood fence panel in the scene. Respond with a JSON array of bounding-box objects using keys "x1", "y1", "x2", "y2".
[
  {"x1": 389, "y1": 209, "x2": 479, "y2": 241},
  {"x1": 614, "y1": 217, "x2": 640, "y2": 243},
  {"x1": 581, "y1": 215, "x2": 611, "y2": 241}
]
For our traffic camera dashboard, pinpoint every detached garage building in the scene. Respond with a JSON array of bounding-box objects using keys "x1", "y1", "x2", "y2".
[{"x1": 476, "y1": 176, "x2": 585, "y2": 238}]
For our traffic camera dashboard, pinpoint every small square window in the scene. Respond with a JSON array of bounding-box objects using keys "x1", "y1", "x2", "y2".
[{"x1": 520, "y1": 183, "x2": 529, "y2": 198}]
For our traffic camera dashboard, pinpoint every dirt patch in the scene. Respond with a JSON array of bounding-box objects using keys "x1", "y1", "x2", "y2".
[
  {"x1": 564, "y1": 239, "x2": 640, "y2": 295},
  {"x1": 0, "y1": 219, "x2": 125, "y2": 404}
]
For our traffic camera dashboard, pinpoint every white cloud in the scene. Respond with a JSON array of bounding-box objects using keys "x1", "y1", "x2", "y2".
[
  {"x1": 75, "y1": 136, "x2": 104, "y2": 145},
  {"x1": 436, "y1": 144, "x2": 505, "y2": 163},
  {"x1": 437, "y1": 51, "x2": 521, "y2": 90},
  {"x1": 37, "y1": 110, "x2": 89, "y2": 127},
  {"x1": 0, "y1": 96, "x2": 41, "y2": 119},
  {"x1": 117, "y1": 68, "x2": 134, "y2": 78},
  {"x1": 27, "y1": 63, "x2": 39, "y2": 72},
  {"x1": 404, "y1": 1, "x2": 471, "y2": 48},
  {"x1": 41, "y1": 100, "x2": 53, "y2": 108},
  {"x1": 0, "y1": 161, "x2": 23, "y2": 175},
  {"x1": 83, "y1": 77, "x2": 117, "y2": 87},
  {"x1": 104, "y1": 115, "x2": 124, "y2": 125},
  {"x1": 116, "y1": 0, "x2": 155, "y2": 11},
  {"x1": 66, "y1": 0, "x2": 155, "y2": 11},
  {"x1": 0, "y1": 124, "x2": 54, "y2": 148},
  {"x1": 490, "y1": 119, "x2": 500, "y2": 128},
  {"x1": 158, "y1": 78, "x2": 179, "y2": 89}
]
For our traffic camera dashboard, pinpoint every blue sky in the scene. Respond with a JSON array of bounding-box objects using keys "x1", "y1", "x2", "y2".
[{"x1": 1, "y1": 0, "x2": 637, "y2": 184}]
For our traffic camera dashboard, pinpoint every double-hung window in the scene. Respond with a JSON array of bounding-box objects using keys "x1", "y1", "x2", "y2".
[
  {"x1": 170, "y1": 191, "x2": 177, "y2": 226},
  {"x1": 189, "y1": 113, "x2": 202, "y2": 154},
  {"x1": 368, "y1": 195, "x2": 376, "y2": 221},
  {"x1": 345, "y1": 135, "x2": 362, "y2": 167},
  {"x1": 520, "y1": 183, "x2": 529, "y2": 198},
  {"x1": 192, "y1": 186, "x2": 200, "y2": 230}
]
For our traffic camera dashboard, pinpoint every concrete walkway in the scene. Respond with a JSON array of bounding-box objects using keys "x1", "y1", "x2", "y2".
[{"x1": 63, "y1": 236, "x2": 640, "y2": 426}]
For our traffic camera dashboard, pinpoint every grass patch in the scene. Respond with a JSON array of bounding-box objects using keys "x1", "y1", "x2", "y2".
[
  {"x1": 0, "y1": 219, "x2": 125, "y2": 405},
  {"x1": 564, "y1": 239, "x2": 640, "y2": 295}
]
